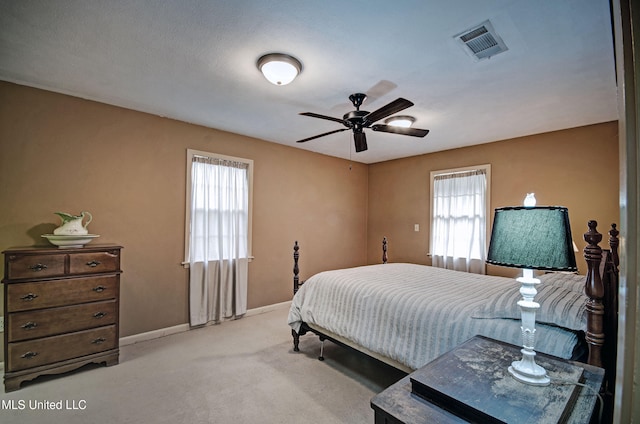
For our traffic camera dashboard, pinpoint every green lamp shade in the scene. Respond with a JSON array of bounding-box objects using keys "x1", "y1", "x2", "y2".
[{"x1": 486, "y1": 206, "x2": 577, "y2": 271}]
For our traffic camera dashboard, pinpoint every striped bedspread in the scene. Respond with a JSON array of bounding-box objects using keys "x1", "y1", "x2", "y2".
[{"x1": 288, "y1": 263, "x2": 584, "y2": 371}]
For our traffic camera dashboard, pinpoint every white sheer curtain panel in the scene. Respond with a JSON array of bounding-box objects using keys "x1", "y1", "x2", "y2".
[
  {"x1": 189, "y1": 156, "x2": 249, "y2": 326},
  {"x1": 432, "y1": 169, "x2": 487, "y2": 274}
]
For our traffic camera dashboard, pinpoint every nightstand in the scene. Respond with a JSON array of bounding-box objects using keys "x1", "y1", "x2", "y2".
[{"x1": 371, "y1": 336, "x2": 604, "y2": 424}]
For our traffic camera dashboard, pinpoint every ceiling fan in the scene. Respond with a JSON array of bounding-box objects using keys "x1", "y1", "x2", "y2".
[{"x1": 296, "y1": 93, "x2": 429, "y2": 152}]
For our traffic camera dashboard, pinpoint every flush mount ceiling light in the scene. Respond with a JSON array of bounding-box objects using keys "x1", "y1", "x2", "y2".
[
  {"x1": 257, "y1": 53, "x2": 302, "y2": 86},
  {"x1": 385, "y1": 116, "x2": 415, "y2": 128}
]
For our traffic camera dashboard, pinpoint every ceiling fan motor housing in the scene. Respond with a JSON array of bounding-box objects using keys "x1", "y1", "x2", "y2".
[
  {"x1": 348, "y1": 93, "x2": 367, "y2": 109},
  {"x1": 343, "y1": 110, "x2": 369, "y2": 127}
]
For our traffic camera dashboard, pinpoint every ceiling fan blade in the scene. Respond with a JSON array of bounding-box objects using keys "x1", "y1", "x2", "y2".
[
  {"x1": 363, "y1": 98, "x2": 414, "y2": 125},
  {"x1": 354, "y1": 132, "x2": 368, "y2": 152},
  {"x1": 364, "y1": 80, "x2": 397, "y2": 104},
  {"x1": 296, "y1": 128, "x2": 349, "y2": 143},
  {"x1": 371, "y1": 124, "x2": 430, "y2": 137},
  {"x1": 329, "y1": 81, "x2": 397, "y2": 111},
  {"x1": 299, "y1": 112, "x2": 346, "y2": 125}
]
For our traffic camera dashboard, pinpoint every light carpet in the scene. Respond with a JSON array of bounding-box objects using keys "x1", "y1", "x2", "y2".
[{"x1": 0, "y1": 304, "x2": 406, "y2": 424}]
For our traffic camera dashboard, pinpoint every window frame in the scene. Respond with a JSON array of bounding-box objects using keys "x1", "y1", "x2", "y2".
[
  {"x1": 184, "y1": 149, "x2": 254, "y2": 265},
  {"x1": 429, "y1": 164, "x2": 491, "y2": 258}
]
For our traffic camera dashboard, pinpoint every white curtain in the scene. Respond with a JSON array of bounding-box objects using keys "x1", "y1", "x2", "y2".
[
  {"x1": 189, "y1": 156, "x2": 249, "y2": 326},
  {"x1": 432, "y1": 169, "x2": 487, "y2": 274}
]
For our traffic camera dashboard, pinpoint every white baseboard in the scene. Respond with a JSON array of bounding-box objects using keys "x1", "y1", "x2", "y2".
[
  {"x1": 119, "y1": 323, "x2": 191, "y2": 347},
  {"x1": 0, "y1": 301, "x2": 291, "y2": 371},
  {"x1": 119, "y1": 300, "x2": 291, "y2": 347},
  {"x1": 244, "y1": 300, "x2": 291, "y2": 317}
]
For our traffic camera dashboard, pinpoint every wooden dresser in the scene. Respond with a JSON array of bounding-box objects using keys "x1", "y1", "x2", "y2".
[{"x1": 2, "y1": 245, "x2": 122, "y2": 392}]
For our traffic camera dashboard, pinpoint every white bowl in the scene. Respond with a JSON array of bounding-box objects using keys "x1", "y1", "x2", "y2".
[{"x1": 42, "y1": 234, "x2": 100, "y2": 248}]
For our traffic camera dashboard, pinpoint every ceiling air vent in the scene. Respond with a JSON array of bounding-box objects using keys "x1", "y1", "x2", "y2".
[{"x1": 455, "y1": 20, "x2": 508, "y2": 61}]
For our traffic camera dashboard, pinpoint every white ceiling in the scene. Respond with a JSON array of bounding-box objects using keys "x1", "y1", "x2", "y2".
[{"x1": 0, "y1": 0, "x2": 618, "y2": 164}]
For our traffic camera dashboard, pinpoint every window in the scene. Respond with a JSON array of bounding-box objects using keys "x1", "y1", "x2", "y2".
[
  {"x1": 184, "y1": 149, "x2": 253, "y2": 264},
  {"x1": 185, "y1": 149, "x2": 253, "y2": 325},
  {"x1": 430, "y1": 165, "x2": 490, "y2": 274}
]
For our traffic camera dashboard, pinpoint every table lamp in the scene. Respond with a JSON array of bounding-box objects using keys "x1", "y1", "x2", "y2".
[{"x1": 486, "y1": 194, "x2": 577, "y2": 385}]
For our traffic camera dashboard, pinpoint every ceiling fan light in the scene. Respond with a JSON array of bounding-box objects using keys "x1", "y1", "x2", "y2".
[
  {"x1": 257, "y1": 53, "x2": 302, "y2": 86},
  {"x1": 385, "y1": 115, "x2": 415, "y2": 128}
]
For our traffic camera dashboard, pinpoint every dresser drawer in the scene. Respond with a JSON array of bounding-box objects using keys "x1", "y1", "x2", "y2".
[
  {"x1": 69, "y1": 250, "x2": 120, "y2": 274},
  {"x1": 5, "y1": 253, "x2": 66, "y2": 280},
  {"x1": 6, "y1": 275, "x2": 118, "y2": 312},
  {"x1": 7, "y1": 300, "x2": 117, "y2": 342},
  {"x1": 7, "y1": 325, "x2": 117, "y2": 372}
]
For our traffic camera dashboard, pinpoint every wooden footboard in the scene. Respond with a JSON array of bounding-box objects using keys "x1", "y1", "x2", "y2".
[
  {"x1": 292, "y1": 237, "x2": 388, "y2": 295},
  {"x1": 291, "y1": 237, "x2": 387, "y2": 352}
]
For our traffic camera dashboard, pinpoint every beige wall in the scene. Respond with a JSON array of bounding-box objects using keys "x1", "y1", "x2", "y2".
[
  {"x1": 367, "y1": 121, "x2": 620, "y2": 276},
  {"x1": 0, "y1": 82, "x2": 621, "y2": 365},
  {"x1": 0, "y1": 82, "x2": 369, "y2": 343}
]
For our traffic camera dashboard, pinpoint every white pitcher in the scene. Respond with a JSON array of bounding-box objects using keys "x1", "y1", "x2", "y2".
[{"x1": 53, "y1": 211, "x2": 92, "y2": 235}]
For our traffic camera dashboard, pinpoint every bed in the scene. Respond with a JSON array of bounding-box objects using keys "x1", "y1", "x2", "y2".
[{"x1": 288, "y1": 220, "x2": 619, "y2": 393}]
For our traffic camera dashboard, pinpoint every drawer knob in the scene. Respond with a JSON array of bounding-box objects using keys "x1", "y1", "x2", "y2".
[
  {"x1": 20, "y1": 293, "x2": 39, "y2": 301},
  {"x1": 92, "y1": 286, "x2": 106, "y2": 293},
  {"x1": 92, "y1": 337, "x2": 107, "y2": 345},
  {"x1": 28, "y1": 263, "x2": 48, "y2": 272},
  {"x1": 86, "y1": 260, "x2": 102, "y2": 268},
  {"x1": 21, "y1": 321, "x2": 38, "y2": 330},
  {"x1": 21, "y1": 351, "x2": 38, "y2": 359},
  {"x1": 93, "y1": 312, "x2": 107, "y2": 319}
]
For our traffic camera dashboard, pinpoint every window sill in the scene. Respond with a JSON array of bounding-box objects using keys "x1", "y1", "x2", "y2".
[{"x1": 181, "y1": 257, "x2": 255, "y2": 268}]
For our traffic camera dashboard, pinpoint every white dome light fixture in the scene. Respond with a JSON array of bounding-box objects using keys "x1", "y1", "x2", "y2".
[
  {"x1": 384, "y1": 115, "x2": 415, "y2": 128},
  {"x1": 257, "y1": 53, "x2": 302, "y2": 86}
]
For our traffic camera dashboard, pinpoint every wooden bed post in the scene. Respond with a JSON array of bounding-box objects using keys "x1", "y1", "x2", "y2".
[
  {"x1": 583, "y1": 220, "x2": 605, "y2": 368},
  {"x1": 605, "y1": 224, "x2": 620, "y2": 330},
  {"x1": 603, "y1": 223, "x2": 620, "y2": 400},
  {"x1": 292, "y1": 241, "x2": 301, "y2": 351},
  {"x1": 293, "y1": 241, "x2": 300, "y2": 294},
  {"x1": 609, "y1": 223, "x2": 619, "y2": 268},
  {"x1": 382, "y1": 237, "x2": 388, "y2": 264}
]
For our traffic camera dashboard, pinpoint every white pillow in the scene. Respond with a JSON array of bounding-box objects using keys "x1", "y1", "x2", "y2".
[
  {"x1": 537, "y1": 272, "x2": 585, "y2": 294},
  {"x1": 472, "y1": 283, "x2": 587, "y2": 331}
]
